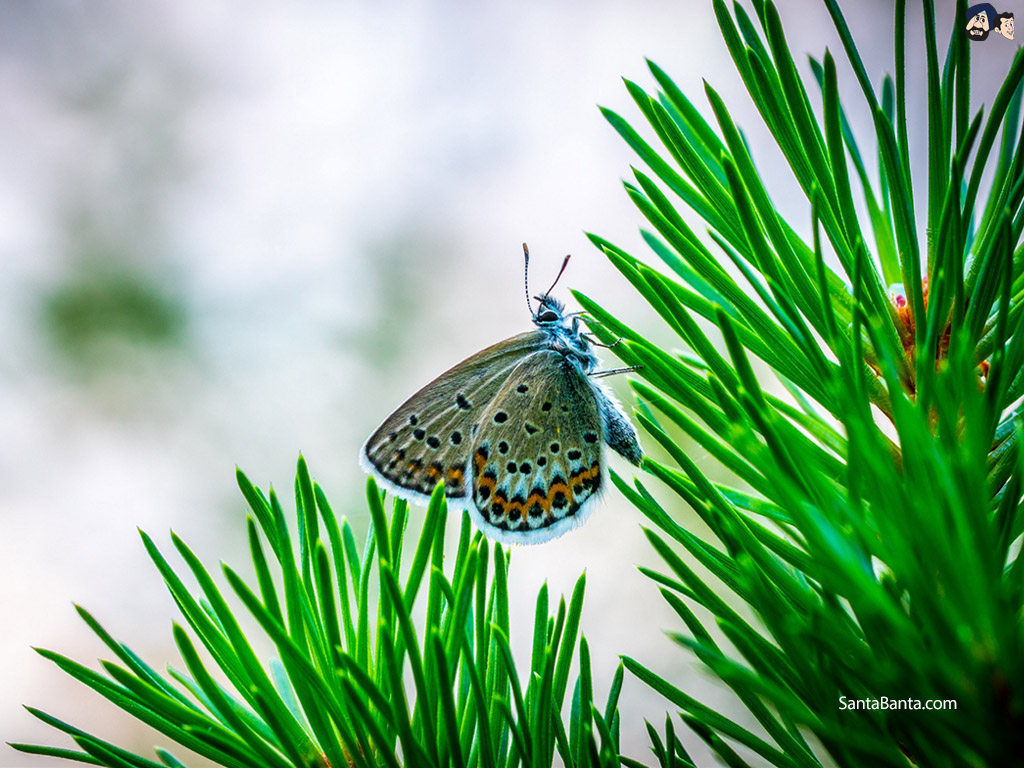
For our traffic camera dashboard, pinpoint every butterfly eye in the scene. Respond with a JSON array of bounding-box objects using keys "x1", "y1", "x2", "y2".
[{"x1": 538, "y1": 310, "x2": 558, "y2": 322}]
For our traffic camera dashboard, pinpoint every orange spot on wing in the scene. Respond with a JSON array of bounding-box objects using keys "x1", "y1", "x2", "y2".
[
  {"x1": 505, "y1": 502, "x2": 525, "y2": 521},
  {"x1": 474, "y1": 453, "x2": 487, "y2": 474},
  {"x1": 570, "y1": 461, "x2": 601, "y2": 481},
  {"x1": 475, "y1": 473, "x2": 496, "y2": 495},
  {"x1": 526, "y1": 491, "x2": 550, "y2": 509},
  {"x1": 548, "y1": 480, "x2": 574, "y2": 506}
]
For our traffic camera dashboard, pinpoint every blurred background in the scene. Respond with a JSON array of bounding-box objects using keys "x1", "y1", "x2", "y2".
[{"x1": 0, "y1": 0, "x2": 1011, "y2": 765}]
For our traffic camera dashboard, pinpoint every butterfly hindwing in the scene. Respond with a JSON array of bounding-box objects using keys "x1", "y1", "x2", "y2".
[
  {"x1": 469, "y1": 350, "x2": 605, "y2": 544},
  {"x1": 361, "y1": 331, "x2": 549, "y2": 507}
]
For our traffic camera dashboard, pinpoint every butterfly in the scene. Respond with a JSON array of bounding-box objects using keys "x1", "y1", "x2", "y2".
[{"x1": 360, "y1": 245, "x2": 642, "y2": 545}]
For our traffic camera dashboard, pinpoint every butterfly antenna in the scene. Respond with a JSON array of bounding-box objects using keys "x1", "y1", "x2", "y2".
[
  {"x1": 523, "y1": 243, "x2": 534, "y2": 317},
  {"x1": 542, "y1": 254, "x2": 572, "y2": 298}
]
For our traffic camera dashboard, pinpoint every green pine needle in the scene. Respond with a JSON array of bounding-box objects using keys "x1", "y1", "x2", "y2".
[{"x1": 16, "y1": 462, "x2": 621, "y2": 768}]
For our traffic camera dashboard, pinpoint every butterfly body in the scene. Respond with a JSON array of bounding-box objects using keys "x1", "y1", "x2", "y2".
[{"x1": 361, "y1": 289, "x2": 641, "y2": 545}]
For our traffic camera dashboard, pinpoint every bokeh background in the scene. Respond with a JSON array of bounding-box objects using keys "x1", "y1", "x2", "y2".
[{"x1": 1, "y1": 1, "x2": 1012, "y2": 765}]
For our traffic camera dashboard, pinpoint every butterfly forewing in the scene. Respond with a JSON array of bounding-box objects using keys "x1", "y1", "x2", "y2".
[
  {"x1": 361, "y1": 331, "x2": 548, "y2": 506},
  {"x1": 469, "y1": 350, "x2": 604, "y2": 544}
]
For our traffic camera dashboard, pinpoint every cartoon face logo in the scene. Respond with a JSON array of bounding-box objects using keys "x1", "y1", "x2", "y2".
[
  {"x1": 967, "y1": 10, "x2": 990, "y2": 31},
  {"x1": 996, "y1": 12, "x2": 1014, "y2": 39},
  {"x1": 966, "y1": 2, "x2": 997, "y2": 40}
]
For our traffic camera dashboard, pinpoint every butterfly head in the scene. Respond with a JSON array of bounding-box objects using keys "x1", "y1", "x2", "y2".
[
  {"x1": 533, "y1": 292, "x2": 585, "y2": 338},
  {"x1": 532, "y1": 293, "x2": 566, "y2": 326}
]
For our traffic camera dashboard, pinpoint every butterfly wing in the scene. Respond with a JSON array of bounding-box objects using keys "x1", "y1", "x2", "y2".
[
  {"x1": 468, "y1": 350, "x2": 606, "y2": 544},
  {"x1": 361, "y1": 330, "x2": 548, "y2": 508}
]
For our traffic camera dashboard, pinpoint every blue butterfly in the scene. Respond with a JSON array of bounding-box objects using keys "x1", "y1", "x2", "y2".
[{"x1": 361, "y1": 245, "x2": 642, "y2": 544}]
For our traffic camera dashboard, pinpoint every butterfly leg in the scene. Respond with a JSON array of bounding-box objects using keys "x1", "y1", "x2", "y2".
[
  {"x1": 589, "y1": 366, "x2": 640, "y2": 378},
  {"x1": 582, "y1": 333, "x2": 623, "y2": 349}
]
